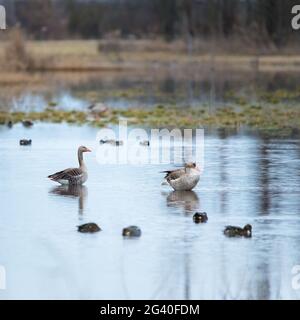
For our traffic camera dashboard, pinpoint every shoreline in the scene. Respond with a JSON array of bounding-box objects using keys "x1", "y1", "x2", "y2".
[{"x1": 0, "y1": 105, "x2": 299, "y2": 138}]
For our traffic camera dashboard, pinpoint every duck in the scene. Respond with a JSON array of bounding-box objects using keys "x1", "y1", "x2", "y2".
[
  {"x1": 193, "y1": 212, "x2": 208, "y2": 223},
  {"x1": 122, "y1": 226, "x2": 142, "y2": 237},
  {"x1": 161, "y1": 162, "x2": 200, "y2": 191},
  {"x1": 140, "y1": 140, "x2": 150, "y2": 146},
  {"x1": 6, "y1": 120, "x2": 13, "y2": 128},
  {"x1": 99, "y1": 139, "x2": 123, "y2": 146},
  {"x1": 223, "y1": 224, "x2": 252, "y2": 238},
  {"x1": 22, "y1": 120, "x2": 34, "y2": 128},
  {"x1": 48, "y1": 146, "x2": 91, "y2": 185},
  {"x1": 20, "y1": 139, "x2": 32, "y2": 146},
  {"x1": 78, "y1": 223, "x2": 101, "y2": 233}
]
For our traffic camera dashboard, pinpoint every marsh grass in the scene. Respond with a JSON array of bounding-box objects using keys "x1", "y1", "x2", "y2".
[{"x1": 0, "y1": 104, "x2": 299, "y2": 137}]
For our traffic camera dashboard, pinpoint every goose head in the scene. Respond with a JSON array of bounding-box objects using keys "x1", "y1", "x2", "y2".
[
  {"x1": 184, "y1": 162, "x2": 200, "y2": 173},
  {"x1": 78, "y1": 146, "x2": 92, "y2": 153}
]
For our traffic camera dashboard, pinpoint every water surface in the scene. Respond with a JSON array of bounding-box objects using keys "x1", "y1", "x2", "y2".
[
  {"x1": 0, "y1": 123, "x2": 299, "y2": 299},
  {"x1": 2, "y1": 69, "x2": 300, "y2": 111}
]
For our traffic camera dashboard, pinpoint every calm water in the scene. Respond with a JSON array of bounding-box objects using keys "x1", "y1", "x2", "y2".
[{"x1": 0, "y1": 123, "x2": 299, "y2": 299}]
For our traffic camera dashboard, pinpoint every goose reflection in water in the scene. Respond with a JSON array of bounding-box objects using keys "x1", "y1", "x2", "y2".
[
  {"x1": 49, "y1": 185, "x2": 88, "y2": 215},
  {"x1": 164, "y1": 190, "x2": 200, "y2": 213}
]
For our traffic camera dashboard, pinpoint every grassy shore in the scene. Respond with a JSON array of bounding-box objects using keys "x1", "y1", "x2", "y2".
[
  {"x1": 0, "y1": 39, "x2": 299, "y2": 137},
  {"x1": 1, "y1": 104, "x2": 299, "y2": 137}
]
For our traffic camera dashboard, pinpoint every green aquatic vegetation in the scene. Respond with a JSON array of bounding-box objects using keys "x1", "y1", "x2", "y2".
[
  {"x1": 0, "y1": 104, "x2": 299, "y2": 137},
  {"x1": 48, "y1": 101, "x2": 57, "y2": 107},
  {"x1": 259, "y1": 89, "x2": 300, "y2": 104},
  {"x1": 0, "y1": 112, "x2": 8, "y2": 124}
]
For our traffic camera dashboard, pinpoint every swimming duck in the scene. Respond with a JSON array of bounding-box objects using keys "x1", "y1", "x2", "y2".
[
  {"x1": 193, "y1": 212, "x2": 208, "y2": 223},
  {"x1": 140, "y1": 140, "x2": 150, "y2": 146},
  {"x1": 20, "y1": 139, "x2": 32, "y2": 146},
  {"x1": 22, "y1": 120, "x2": 34, "y2": 128},
  {"x1": 78, "y1": 223, "x2": 101, "y2": 233},
  {"x1": 6, "y1": 120, "x2": 13, "y2": 128},
  {"x1": 223, "y1": 224, "x2": 252, "y2": 238},
  {"x1": 100, "y1": 139, "x2": 123, "y2": 146},
  {"x1": 122, "y1": 226, "x2": 141, "y2": 237},
  {"x1": 48, "y1": 146, "x2": 91, "y2": 185},
  {"x1": 162, "y1": 162, "x2": 200, "y2": 191}
]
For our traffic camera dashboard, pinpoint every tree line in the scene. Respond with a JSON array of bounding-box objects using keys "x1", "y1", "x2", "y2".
[{"x1": 1, "y1": 0, "x2": 299, "y2": 48}]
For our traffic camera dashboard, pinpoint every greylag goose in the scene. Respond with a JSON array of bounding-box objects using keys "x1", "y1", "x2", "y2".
[
  {"x1": 48, "y1": 146, "x2": 91, "y2": 185},
  {"x1": 162, "y1": 162, "x2": 200, "y2": 191},
  {"x1": 88, "y1": 102, "x2": 108, "y2": 115},
  {"x1": 223, "y1": 224, "x2": 252, "y2": 238}
]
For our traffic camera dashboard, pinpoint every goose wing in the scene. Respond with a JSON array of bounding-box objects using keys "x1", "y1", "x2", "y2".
[
  {"x1": 162, "y1": 168, "x2": 185, "y2": 182},
  {"x1": 48, "y1": 167, "x2": 83, "y2": 182}
]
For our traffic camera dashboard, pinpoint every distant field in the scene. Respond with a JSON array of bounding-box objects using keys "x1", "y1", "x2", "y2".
[{"x1": 1, "y1": 39, "x2": 300, "y2": 74}]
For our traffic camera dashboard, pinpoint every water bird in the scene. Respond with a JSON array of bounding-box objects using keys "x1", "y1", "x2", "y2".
[
  {"x1": 6, "y1": 120, "x2": 13, "y2": 128},
  {"x1": 22, "y1": 120, "x2": 34, "y2": 128},
  {"x1": 100, "y1": 139, "x2": 123, "y2": 146},
  {"x1": 193, "y1": 212, "x2": 208, "y2": 223},
  {"x1": 140, "y1": 140, "x2": 150, "y2": 146},
  {"x1": 20, "y1": 139, "x2": 32, "y2": 146},
  {"x1": 223, "y1": 224, "x2": 252, "y2": 238},
  {"x1": 88, "y1": 102, "x2": 108, "y2": 115},
  {"x1": 48, "y1": 146, "x2": 91, "y2": 185},
  {"x1": 122, "y1": 226, "x2": 141, "y2": 237},
  {"x1": 161, "y1": 162, "x2": 200, "y2": 191},
  {"x1": 78, "y1": 223, "x2": 101, "y2": 233}
]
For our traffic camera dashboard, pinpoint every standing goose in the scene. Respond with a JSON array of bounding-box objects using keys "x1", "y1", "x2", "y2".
[
  {"x1": 48, "y1": 146, "x2": 91, "y2": 185},
  {"x1": 162, "y1": 162, "x2": 200, "y2": 191}
]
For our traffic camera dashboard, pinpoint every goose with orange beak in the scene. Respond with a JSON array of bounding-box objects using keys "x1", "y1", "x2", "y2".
[
  {"x1": 162, "y1": 162, "x2": 200, "y2": 191},
  {"x1": 48, "y1": 146, "x2": 91, "y2": 185}
]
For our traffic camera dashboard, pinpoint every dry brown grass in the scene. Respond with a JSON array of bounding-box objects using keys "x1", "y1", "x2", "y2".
[
  {"x1": 1, "y1": 28, "x2": 35, "y2": 71},
  {"x1": 1, "y1": 38, "x2": 300, "y2": 76}
]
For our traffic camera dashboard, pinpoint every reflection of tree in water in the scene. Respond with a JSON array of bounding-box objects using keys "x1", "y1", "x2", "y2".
[
  {"x1": 49, "y1": 185, "x2": 88, "y2": 216},
  {"x1": 259, "y1": 138, "x2": 271, "y2": 215},
  {"x1": 139, "y1": 191, "x2": 200, "y2": 299},
  {"x1": 217, "y1": 129, "x2": 231, "y2": 214},
  {"x1": 147, "y1": 217, "x2": 196, "y2": 300}
]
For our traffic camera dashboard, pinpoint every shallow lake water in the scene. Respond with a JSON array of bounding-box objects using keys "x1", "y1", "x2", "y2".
[
  {"x1": 0, "y1": 123, "x2": 300, "y2": 299},
  {"x1": 2, "y1": 69, "x2": 300, "y2": 111}
]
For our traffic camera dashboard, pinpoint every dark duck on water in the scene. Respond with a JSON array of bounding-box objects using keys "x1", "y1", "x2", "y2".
[{"x1": 223, "y1": 224, "x2": 252, "y2": 238}]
